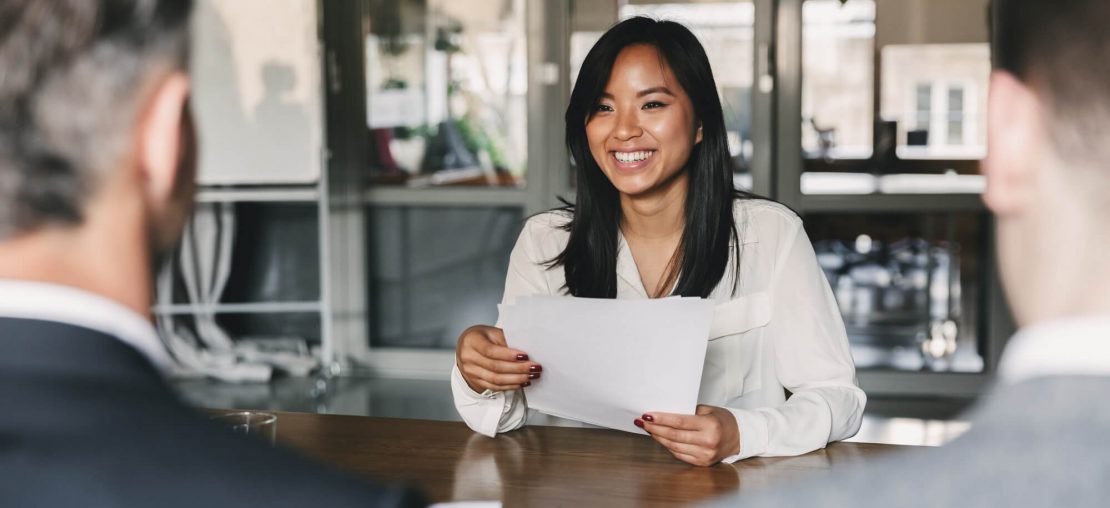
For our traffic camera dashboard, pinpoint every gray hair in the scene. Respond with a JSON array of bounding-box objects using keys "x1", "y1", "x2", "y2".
[{"x1": 0, "y1": 0, "x2": 193, "y2": 239}]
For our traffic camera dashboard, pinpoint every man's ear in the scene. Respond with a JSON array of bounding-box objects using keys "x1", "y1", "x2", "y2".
[
  {"x1": 136, "y1": 72, "x2": 191, "y2": 211},
  {"x1": 982, "y1": 70, "x2": 1042, "y2": 217}
]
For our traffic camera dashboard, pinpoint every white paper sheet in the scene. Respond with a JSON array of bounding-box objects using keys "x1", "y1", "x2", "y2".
[{"x1": 499, "y1": 296, "x2": 715, "y2": 435}]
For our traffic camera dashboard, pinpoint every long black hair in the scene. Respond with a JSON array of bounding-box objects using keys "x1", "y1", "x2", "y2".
[{"x1": 549, "y1": 16, "x2": 750, "y2": 299}]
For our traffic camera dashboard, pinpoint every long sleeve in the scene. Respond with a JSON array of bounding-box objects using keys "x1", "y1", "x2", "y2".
[
  {"x1": 452, "y1": 215, "x2": 560, "y2": 436},
  {"x1": 451, "y1": 363, "x2": 528, "y2": 437},
  {"x1": 722, "y1": 220, "x2": 866, "y2": 462}
]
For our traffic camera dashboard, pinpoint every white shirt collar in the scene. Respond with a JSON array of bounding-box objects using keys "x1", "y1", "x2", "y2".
[
  {"x1": 615, "y1": 232, "x2": 649, "y2": 298},
  {"x1": 0, "y1": 279, "x2": 173, "y2": 372},
  {"x1": 998, "y1": 315, "x2": 1110, "y2": 384}
]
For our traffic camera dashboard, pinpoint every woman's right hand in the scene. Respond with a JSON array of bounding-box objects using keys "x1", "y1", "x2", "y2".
[{"x1": 456, "y1": 325, "x2": 541, "y2": 394}]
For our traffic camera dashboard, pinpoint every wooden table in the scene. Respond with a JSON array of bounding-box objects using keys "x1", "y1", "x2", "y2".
[{"x1": 262, "y1": 411, "x2": 909, "y2": 506}]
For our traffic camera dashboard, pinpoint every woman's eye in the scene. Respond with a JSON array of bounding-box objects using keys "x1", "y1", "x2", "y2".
[
  {"x1": 594, "y1": 104, "x2": 614, "y2": 113},
  {"x1": 643, "y1": 101, "x2": 666, "y2": 110}
]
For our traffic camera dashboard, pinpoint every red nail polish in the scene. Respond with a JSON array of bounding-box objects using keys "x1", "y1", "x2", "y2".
[
  {"x1": 528, "y1": 372, "x2": 540, "y2": 379},
  {"x1": 634, "y1": 419, "x2": 644, "y2": 428},
  {"x1": 642, "y1": 414, "x2": 654, "y2": 422},
  {"x1": 529, "y1": 364, "x2": 542, "y2": 372},
  {"x1": 515, "y1": 354, "x2": 529, "y2": 361},
  {"x1": 521, "y1": 381, "x2": 531, "y2": 388}
]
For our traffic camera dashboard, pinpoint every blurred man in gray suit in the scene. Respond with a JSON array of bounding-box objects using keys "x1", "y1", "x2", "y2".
[{"x1": 709, "y1": 0, "x2": 1110, "y2": 506}]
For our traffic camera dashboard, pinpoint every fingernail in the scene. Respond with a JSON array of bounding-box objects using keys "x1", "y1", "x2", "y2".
[
  {"x1": 528, "y1": 372, "x2": 541, "y2": 379},
  {"x1": 529, "y1": 364, "x2": 542, "y2": 372},
  {"x1": 520, "y1": 381, "x2": 531, "y2": 388},
  {"x1": 642, "y1": 414, "x2": 654, "y2": 422},
  {"x1": 515, "y1": 354, "x2": 529, "y2": 361},
  {"x1": 634, "y1": 419, "x2": 644, "y2": 428}
]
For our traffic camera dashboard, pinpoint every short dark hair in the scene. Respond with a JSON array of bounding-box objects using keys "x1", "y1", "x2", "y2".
[
  {"x1": 0, "y1": 0, "x2": 193, "y2": 239},
  {"x1": 995, "y1": 0, "x2": 1110, "y2": 167},
  {"x1": 554, "y1": 17, "x2": 754, "y2": 298}
]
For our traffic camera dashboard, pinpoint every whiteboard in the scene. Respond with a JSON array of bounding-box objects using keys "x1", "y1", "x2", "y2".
[{"x1": 191, "y1": 0, "x2": 324, "y2": 185}]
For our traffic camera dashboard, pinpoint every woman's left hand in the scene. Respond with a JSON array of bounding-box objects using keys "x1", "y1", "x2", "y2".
[{"x1": 637, "y1": 405, "x2": 740, "y2": 466}]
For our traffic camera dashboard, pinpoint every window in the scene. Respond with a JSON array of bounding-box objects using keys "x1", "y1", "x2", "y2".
[
  {"x1": 899, "y1": 79, "x2": 976, "y2": 154},
  {"x1": 367, "y1": 206, "x2": 522, "y2": 349},
  {"x1": 914, "y1": 83, "x2": 932, "y2": 134},
  {"x1": 792, "y1": 0, "x2": 1000, "y2": 379},
  {"x1": 801, "y1": 0, "x2": 991, "y2": 171},
  {"x1": 365, "y1": 0, "x2": 528, "y2": 187},
  {"x1": 882, "y1": 44, "x2": 988, "y2": 159},
  {"x1": 802, "y1": 0, "x2": 875, "y2": 160},
  {"x1": 947, "y1": 86, "x2": 965, "y2": 146}
]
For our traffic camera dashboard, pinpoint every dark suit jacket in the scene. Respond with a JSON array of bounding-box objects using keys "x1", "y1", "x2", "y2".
[
  {"x1": 0, "y1": 317, "x2": 425, "y2": 507},
  {"x1": 706, "y1": 375, "x2": 1110, "y2": 507}
]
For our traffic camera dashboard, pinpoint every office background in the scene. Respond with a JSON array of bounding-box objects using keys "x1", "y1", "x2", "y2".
[{"x1": 167, "y1": 0, "x2": 1002, "y2": 446}]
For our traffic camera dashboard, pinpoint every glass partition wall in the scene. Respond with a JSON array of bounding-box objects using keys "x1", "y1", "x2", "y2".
[
  {"x1": 777, "y1": 0, "x2": 1008, "y2": 395},
  {"x1": 805, "y1": 212, "x2": 988, "y2": 373},
  {"x1": 795, "y1": 0, "x2": 994, "y2": 374},
  {"x1": 351, "y1": 0, "x2": 772, "y2": 377},
  {"x1": 349, "y1": 0, "x2": 551, "y2": 375},
  {"x1": 364, "y1": 0, "x2": 528, "y2": 187},
  {"x1": 325, "y1": 0, "x2": 1011, "y2": 396}
]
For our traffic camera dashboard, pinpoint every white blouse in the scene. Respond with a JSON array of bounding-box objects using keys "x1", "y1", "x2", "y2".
[{"x1": 451, "y1": 199, "x2": 866, "y2": 463}]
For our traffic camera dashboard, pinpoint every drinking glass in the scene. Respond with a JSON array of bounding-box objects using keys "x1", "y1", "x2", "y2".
[{"x1": 210, "y1": 411, "x2": 278, "y2": 445}]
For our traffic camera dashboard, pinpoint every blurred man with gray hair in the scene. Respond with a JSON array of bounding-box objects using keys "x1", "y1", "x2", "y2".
[
  {"x1": 0, "y1": 1, "x2": 421, "y2": 506},
  {"x1": 711, "y1": 0, "x2": 1110, "y2": 505}
]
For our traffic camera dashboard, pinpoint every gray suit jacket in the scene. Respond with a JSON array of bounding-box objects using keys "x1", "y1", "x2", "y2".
[{"x1": 708, "y1": 376, "x2": 1110, "y2": 507}]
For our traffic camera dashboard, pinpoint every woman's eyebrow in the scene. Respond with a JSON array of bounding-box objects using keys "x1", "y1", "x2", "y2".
[
  {"x1": 637, "y1": 86, "x2": 675, "y2": 97},
  {"x1": 598, "y1": 87, "x2": 676, "y2": 100}
]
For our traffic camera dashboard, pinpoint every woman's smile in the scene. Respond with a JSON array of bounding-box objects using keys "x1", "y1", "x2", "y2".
[{"x1": 610, "y1": 149, "x2": 657, "y2": 172}]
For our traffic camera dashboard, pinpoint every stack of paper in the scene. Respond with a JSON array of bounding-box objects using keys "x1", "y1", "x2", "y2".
[{"x1": 498, "y1": 296, "x2": 715, "y2": 435}]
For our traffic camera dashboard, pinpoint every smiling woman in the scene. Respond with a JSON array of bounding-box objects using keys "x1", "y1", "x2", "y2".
[
  {"x1": 451, "y1": 17, "x2": 866, "y2": 468},
  {"x1": 581, "y1": 44, "x2": 707, "y2": 297},
  {"x1": 587, "y1": 58, "x2": 701, "y2": 198},
  {"x1": 560, "y1": 18, "x2": 744, "y2": 300}
]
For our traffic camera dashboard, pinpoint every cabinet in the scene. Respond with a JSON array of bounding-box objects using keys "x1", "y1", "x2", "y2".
[
  {"x1": 771, "y1": 0, "x2": 1011, "y2": 396},
  {"x1": 156, "y1": 0, "x2": 343, "y2": 376}
]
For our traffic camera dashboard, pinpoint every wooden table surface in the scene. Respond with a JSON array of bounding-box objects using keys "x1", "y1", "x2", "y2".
[{"x1": 261, "y1": 411, "x2": 909, "y2": 507}]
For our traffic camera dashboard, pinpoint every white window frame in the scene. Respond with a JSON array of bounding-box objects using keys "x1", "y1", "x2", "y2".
[{"x1": 905, "y1": 79, "x2": 978, "y2": 154}]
